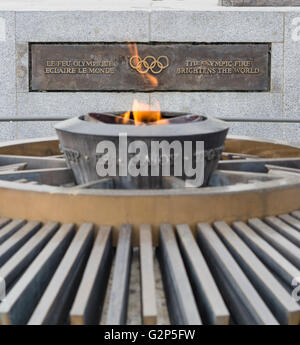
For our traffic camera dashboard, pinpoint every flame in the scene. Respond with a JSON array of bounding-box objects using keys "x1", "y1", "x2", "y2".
[
  {"x1": 122, "y1": 110, "x2": 131, "y2": 124},
  {"x1": 128, "y1": 43, "x2": 159, "y2": 88},
  {"x1": 119, "y1": 43, "x2": 167, "y2": 125},
  {"x1": 120, "y1": 99, "x2": 166, "y2": 125},
  {"x1": 132, "y1": 99, "x2": 161, "y2": 125}
]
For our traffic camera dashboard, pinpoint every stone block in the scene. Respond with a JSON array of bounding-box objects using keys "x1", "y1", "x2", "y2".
[
  {"x1": 150, "y1": 10, "x2": 284, "y2": 42},
  {"x1": 16, "y1": 10, "x2": 149, "y2": 42}
]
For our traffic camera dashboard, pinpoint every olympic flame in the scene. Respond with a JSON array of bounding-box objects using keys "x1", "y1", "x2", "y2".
[
  {"x1": 128, "y1": 43, "x2": 159, "y2": 87},
  {"x1": 132, "y1": 99, "x2": 162, "y2": 125},
  {"x1": 120, "y1": 43, "x2": 167, "y2": 125}
]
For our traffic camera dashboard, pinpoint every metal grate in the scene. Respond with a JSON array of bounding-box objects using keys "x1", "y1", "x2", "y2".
[{"x1": 0, "y1": 213, "x2": 299, "y2": 325}]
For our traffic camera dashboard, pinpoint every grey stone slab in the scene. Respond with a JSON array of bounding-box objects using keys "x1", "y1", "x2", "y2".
[
  {"x1": 150, "y1": 92, "x2": 283, "y2": 118},
  {"x1": 0, "y1": 12, "x2": 16, "y2": 117},
  {"x1": 16, "y1": 121, "x2": 57, "y2": 139},
  {"x1": 0, "y1": 0, "x2": 153, "y2": 11},
  {"x1": 150, "y1": 10, "x2": 284, "y2": 42},
  {"x1": 17, "y1": 93, "x2": 150, "y2": 117},
  {"x1": 221, "y1": 0, "x2": 239, "y2": 4},
  {"x1": 271, "y1": 43, "x2": 284, "y2": 92},
  {"x1": 0, "y1": 122, "x2": 17, "y2": 141},
  {"x1": 0, "y1": 93, "x2": 16, "y2": 118},
  {"x1": 228, "y1": 122, "x2": 284, "y2": 143},
  {"x1": 16, "y1": 11, "x2": 149, "y2": 42},
  {"x1": 282, "y1": 123, "x2": 300, "y2": 146},
  {"x1": 15, "y1": 91, "x2": 148, "y2": 139},
  {"x1": 284, "y1": 12, "x2": 300, "y2": 118},
  {"x1": 153, "y1": 0, "x2": 219, "y2": 8},
  {"x1": 221, "y1": 0, "x2": 300, "y2": 6},
  {"x1": 16, "y1": 42, "x2": 28, "y2": 93}
]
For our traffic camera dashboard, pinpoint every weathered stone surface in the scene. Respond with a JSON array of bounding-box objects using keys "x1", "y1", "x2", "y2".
[
  {"x1": 0, "y1": 12, "x2": 17, "y2": 140},
  {"x1": 284, "y1": 12, "x2": 300, "y2": 118},
  {"x1": 150, "y1": 10, "x2": 284, "y2": 43},
  {"x1": 16, "y1": 93, "x2": 150, "y2": 117},
  {"x1": 152, "y1": 0, "x2": 219, "y2": 8},
  {"x1": 16, "y1": 42, "x2": 29, "y2": 92},
  {"x1": 270, "y1": 43, "x2": 283, "y2": 92},
  {"x1": 0, "y1": 12, "x2": 16, "y2": 117},
  {"x1": 0, "y1": 122, "x2": 17, "y2": 141},
  {"x1": 221, "y1": 0, "x2": 300, "y2": 6},
  {"x1": 0, "y1": 0, "x2": 153, "y2": 11},
  {"x1": 282, "y1": 123, "x2": 300, "y2": 145},
  {"x1": 17, "y1": 121, "x2": 57, "y2": 140},
  {"x1": 149, "y1": 92, "x2": 283, "y2": 118},
  {"x1": 0, "y1": 5, "x2": 296, "y2": 145},
  {"x1": 229, "y1": 122, "x2": 284, "y2": 142},
  {"x1": 30, "y1": 43, "x2": 270, "y2": 92},
  {"x1": 16, "y1": 11, "x2": 149, "y2": 42}
]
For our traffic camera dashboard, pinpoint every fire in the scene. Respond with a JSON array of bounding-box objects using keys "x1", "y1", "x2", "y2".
[
  {"x1": 128, "y1": 43, "x2": 159, "y2": 87},
  {"x1": 121, "y1": 110, "x2": 131, "y2": 124},
  {"x1": 133, "y1": 99, "x2": 161, "y2": 125},
  {"x1": 120, "y1": 43, "x2": 167, "y2": 125},
  {"x1": 120, "y1": 99, "x2": 163, "y2": 125}
]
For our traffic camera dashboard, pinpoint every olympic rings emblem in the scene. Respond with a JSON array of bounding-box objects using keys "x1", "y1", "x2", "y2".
[{"x1": 129, "y1": 55, "x2": 169, "y2": 74}]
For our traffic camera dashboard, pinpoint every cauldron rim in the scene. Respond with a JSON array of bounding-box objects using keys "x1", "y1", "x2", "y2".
[{"x1": 55, "y1": 112, "x2": 229, "y2": 138}]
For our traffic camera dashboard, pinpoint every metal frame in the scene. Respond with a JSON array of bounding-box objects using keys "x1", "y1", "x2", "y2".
[{"x1": 0, "y1": 136, "x2": 298, "y2": 245}]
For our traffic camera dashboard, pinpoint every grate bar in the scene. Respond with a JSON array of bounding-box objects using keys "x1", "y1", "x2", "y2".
[
  {"x1": 248, "y1": 218, "x2": 300, "y2": 269},
  {"x1": 197, "y1": 223, "x2": 278, "y2": 325},
  {"x1": 106, "y1": 224, "x2": 132, "y2": 325},
  {"x1": 0, "y1": 219, "x2": 26, "y2": 245},
  {"x1": 0, "y1": 222, "x2": 59, "y2": 289},
  {"x1": 28, "y1": 223, "x2": 94, "y2": 325},
  {"x1": 176, "y1": 224, "x2": 229, "y2": 325},
  {"x1": 0, "y1": 223, "x2": 75, "y2": 325},
  {"x1": 291, "y1": 210, "x2": 300, "y2": 220},
  {"x1": 139, "y1": 224, "x2": 157, "y2": 325},
  {"x1": 278, "y1": 214, "x2": 300, "y2": 232},
  {"x1": 158, "y1": 224, "x2": 202, "y2": 325},
  {"x1": 232, "y1": 221, "x2": 300, "y2": 286},
  {"x1": 214, "y1": 221, "x2": 300, "y2": 325},
  {"x1": 264, "y1": 216, "x2": 300, "y2": 248},
  {"x1": 70, "y1": 226, "x2": 113, "y2": 325},
  {"x1": 0, "y1": 221, "x2": 41, "y2": 267}
]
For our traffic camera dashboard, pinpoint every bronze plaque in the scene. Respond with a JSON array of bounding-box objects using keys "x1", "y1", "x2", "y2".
[{"x1": 30, "y1": 43, "x2": 270, "y2": 92}]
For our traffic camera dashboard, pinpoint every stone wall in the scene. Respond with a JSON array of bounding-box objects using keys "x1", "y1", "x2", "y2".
[
  {"x1": 221, "y1": 0, "x2": 300, "y2": 6},
  {"x1": 0, "y1": 1, "x2": 300, "y2": 144}
]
